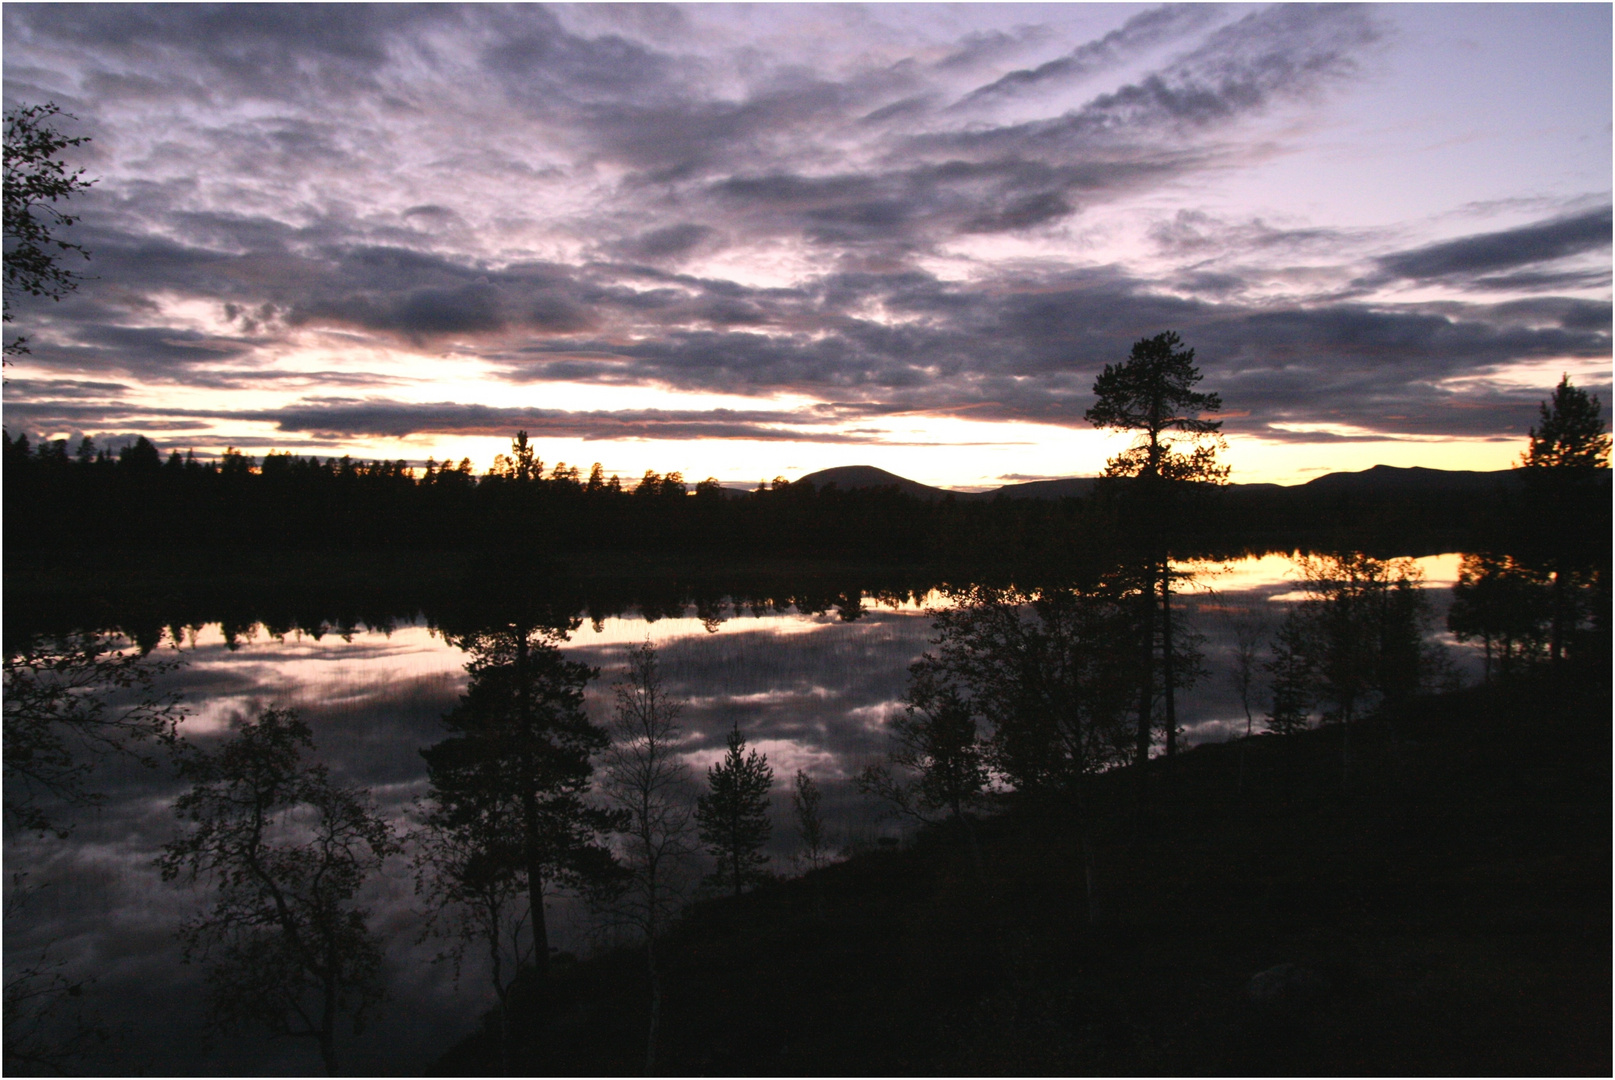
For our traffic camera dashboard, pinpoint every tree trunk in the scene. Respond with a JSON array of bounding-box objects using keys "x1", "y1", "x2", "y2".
[
  {"x1": 1340, "y1": 706, "x2": 1353, "y2": 790},
  {"x1": 644, "y1": 934, "x2": 661, "y2": 1076},
  {"x1": 318, "y1": 1030, "x2": 338, "y2": 1077},
  {"x1": 490, "y1": 930, "x2": 511, "y2": 1076},
  {"x1": 525, "y1": 796, "x2": 550, "y2": 976},
  {"x1": 1134, "y1": 560, "x2": 1155, "y2": 828},
  {"x1": 515, "y1": 630, "x2": 550, "y2": 977},
  {"x1": 1161, "y1": 556, "x2": 1177, "y2": 759},
  {"x1": 1076, "y1": 823, "x2": 1099, "y2": 926},
  {"x1": 953, "y1": 799, "x2": 984, "y2": 883},
  {"x1": 319, "y1": 968, "x2": 339, "y2": 1075},
  {"x1": 1550, "y1": 567, "x2": 1566, "y2": 666},
  {"x1": 1236, "y1": 698, "x2": 1253, "y2": 796},
  {"x1": 1074, "y1": 780, "x2": 1099, "y2": 926}
]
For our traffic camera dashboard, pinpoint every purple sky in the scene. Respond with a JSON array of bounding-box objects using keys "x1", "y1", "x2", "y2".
[{"x1": 4, "y1": 3, "x2": 1609, "y2": 486}]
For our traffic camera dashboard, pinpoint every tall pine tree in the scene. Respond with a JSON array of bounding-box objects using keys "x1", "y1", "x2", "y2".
[
  {"x1": 419, "y1": 622, "x2": 621, "y2": 981},
  {"x1": 695, "y1": 725, "x2": 774, "y2": 899},
  {"x1": 1086, "y1": 331, "x2": 1226, "y2": 767}
]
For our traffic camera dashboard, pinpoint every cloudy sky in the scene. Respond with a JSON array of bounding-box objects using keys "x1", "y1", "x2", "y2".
[{"x1": 4, "y1": 3, "x2": 1609, "y2": 487}]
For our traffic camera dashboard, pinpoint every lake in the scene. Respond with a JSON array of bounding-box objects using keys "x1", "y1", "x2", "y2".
[{"x1": 3, "y1": 552, "x2": 1479, "y2": 1075}]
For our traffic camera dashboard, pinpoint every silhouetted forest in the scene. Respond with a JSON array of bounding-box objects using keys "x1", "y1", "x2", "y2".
[
  {"x1": 430, "y1": 667, "x2": 1609, "y2": 1076},
  {"x1": 5, "y1": 374, "x2": 1609, "y2": 1076},
  {"x1": 5, "y1": 429, "x2": 1583, "y2": 566}
]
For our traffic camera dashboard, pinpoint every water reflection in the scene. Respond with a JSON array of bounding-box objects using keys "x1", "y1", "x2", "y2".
[{"x1": 4, "y1": 552, "x2": 1474, "y2": 1075}]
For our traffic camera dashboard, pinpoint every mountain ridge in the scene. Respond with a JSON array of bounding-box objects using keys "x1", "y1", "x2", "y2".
[{"x1": 791, "y1": 463, "x2": 1528, "y2": 501}]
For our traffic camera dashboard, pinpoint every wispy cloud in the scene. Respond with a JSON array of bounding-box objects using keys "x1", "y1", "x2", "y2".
[{"x1": 3, "y1": 3, "x2": 1608, "y2": 471}]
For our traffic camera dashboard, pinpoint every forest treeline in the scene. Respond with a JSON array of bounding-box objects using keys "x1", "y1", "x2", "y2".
[
  {"x1": 8, "y1": 538, "x2": 1606, "y2": 1074},
  {"x1": 5, "y1": 350, "x2": 1609, "y2": 1074},
  {"x1": 2, "y1": 428, "x2": 1578, "y2": 562}
]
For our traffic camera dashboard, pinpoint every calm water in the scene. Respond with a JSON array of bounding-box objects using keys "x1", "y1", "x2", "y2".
[{"x1": 4, "y1": 554, "x2": 1477, "y2": 1075}]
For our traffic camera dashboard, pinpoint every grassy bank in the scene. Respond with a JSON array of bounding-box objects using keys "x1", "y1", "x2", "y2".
[{"x1": 438, "y1": 670, "x2": 1610, "y2": 1075}]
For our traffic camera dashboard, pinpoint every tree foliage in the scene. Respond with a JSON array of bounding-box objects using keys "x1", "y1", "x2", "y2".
[
  {"x1": 1272, "y1": 554, "x2": 1439, "y2": 737},
  {"x1": 599, "y1": 641, "x2": 697, "y2": 1073},
  {"x1": 158, "y1": 708, "x2": 398, "y2": 1076},
  {"x1": 695, "y1": 725, "x2": 774, "y2": 899},
  {"x1": 924, "y1": 584, "x2": 1137, "y2": 796},
  {"x1": 790, "y1": 770, "x2": 834, "y2": 873},
  {"x1": 1447, "y1": 553, "x2": 1551, "y2": 681},
  {"x1": 1511, "y1": 375, "x2": 1612, "y2": 667},
  {"x1": 3, "y1": 103, "x2": 96, "y2": 358},
  {"x1": 4, "y1": 631, "x2": 184, "y2": 836},
  {"x1": 601, "y1": 641, "x2": 697, "y2": 930},
  {"x1": 1085, "y1": 330, "x2": 1227, "y2": 484},
  {"x1": 1086, "y1": 331, "x2": 1226, "y2": 764},
  {"x1": 1263, "y1": 612, "x2": 1314, "y2": 737},
  {"x1": 1520, "y1": 375, "x2": 1611, "y2": 472},
  {"x1": 421, "y1": 623, "x2": 621, "y2": 980},
  {"x1": 858, "y1": 663, "x2": 990, "y2": 828}
]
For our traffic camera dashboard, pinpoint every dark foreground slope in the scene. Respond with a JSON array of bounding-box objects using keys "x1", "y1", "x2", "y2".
[{"x1": 436, "y1": 671, "x2": 1610, "y2": 1076}]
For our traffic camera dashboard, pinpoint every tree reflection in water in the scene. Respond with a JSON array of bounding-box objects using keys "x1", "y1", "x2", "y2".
[{"x1": 2, "y1": 554, "x2": 1479, "y2": 1074}]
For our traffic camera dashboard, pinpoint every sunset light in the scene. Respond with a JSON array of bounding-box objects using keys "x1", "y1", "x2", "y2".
[{"x1": 3, "y1": 4, "x2": 1608, "y2": 486}]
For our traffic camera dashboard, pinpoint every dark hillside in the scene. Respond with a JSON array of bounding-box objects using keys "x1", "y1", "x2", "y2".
[
  {"x1": 794, "y1": 465, "x2": 965, "y2": 501},
  {"x1": 437, "y1": 671, "x2": 1610, "y2": 1076}
]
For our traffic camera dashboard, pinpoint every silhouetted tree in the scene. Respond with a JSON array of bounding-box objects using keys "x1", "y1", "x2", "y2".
[
  {"x1": 857, "y1": 665, "x2": 988, "y2": 832},
  {"x1": 488, "y1": 430, "x2": 541, "y2": 482},
  {"x1": 790, "y1": 769, "x2": 835, "y2": 923},
  {"x1": 1516, "y1": 376, "x2": 1611, "y2": 666},
  {"x1": 411, "y1": 787, "x2": 532, "y2": 1075},
  {"x1": 421, "y1": 622, "x2": 620, "y2": 982},
  {"x1": 899, "y1": 583, "x2": 1135, "y2": 919},
  {"x1": 599, "y1": 641, "x2": 697, "y2": 1074},
  {"x1": 921, "y1": 585, "x2": 1134, "y2": 796},
  {"x1": 1283, "y1": 554, "x2": 1439, "y2": 782},
  {"x1": 1086, "y1": 331, "x2": 1227, "y2": 765},
  {"x1": 4, "y1": 631, "x2": 184, "y2": 836},
  {"x1": 4, "y1": 874, "x2": 115, "y2": 1075},
  {"x1": 695, "y1": 725, "x2": 774, "y2": 900},
  {"x1": 1447, "y1": 553, "x2": 1551, "y2": 681},
  {"x1": 159, "y1": 708, "x2": 398, "y2": 1076},
  {"x1": 1520, "y1": 375, "x2": 1612, "y2": 472},
  {"x1": 3, "y1": 102, "x2": 96, "y2": 358},
  {"x1": 791, "y1": 770, "x2": 834, "y2": 874},
  {"x1": 1224, "y1": 605, "x2": 1270, "y2": 791},
  {"x1": 1264, "y1": 612, "x2": 1314, "y2": 737}
]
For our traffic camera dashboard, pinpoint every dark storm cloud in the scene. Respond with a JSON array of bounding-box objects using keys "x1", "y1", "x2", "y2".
[
  {"x1": 4, "y1": 3, "x2": 458, "y2": 102},
  {"x1": 482, "y1": 5, "x2": 679, "y2": 108},
  {"x1": 956, "y1": 4, "x2": 1223, "y2": 108},
  {"x1": 3, "y1": 377, "x2": 132, "y2": 400},
  {"x1": 1376, "y1": 207, "x2": 1612, "y2": 283},
  {"x1": 676, "y1": 4, "x2": 1378, "y2": 248},
  {"x1": 919, "y1": 5, "x2": 1381, "y2": 157},
  {"x1": 470, "y1": 263, "x2": 1604, "y2": 440},
  {"x1": 611, "y1": 223, "x2": 719, "y2": 262},
  {"x1": 15, "y1": 200, "x2": 1608, "y2": 443},
  {"x1": 43, "y1": 323, "x2": 260, "y2": 369},
  {"x1": 5, "y1": 2, "x2": 1605, "y2": 454},
  {"x1": 0, "y1": 395, "x2": 941, "y2": 448},
  {"x1": 241, "y1": 399, "x2": 894, "y2": 443}
]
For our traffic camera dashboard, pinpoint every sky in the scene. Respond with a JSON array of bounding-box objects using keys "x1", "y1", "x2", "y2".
[{"x1": 3, "y1": 3, "x2": 1610, "y2": 488}]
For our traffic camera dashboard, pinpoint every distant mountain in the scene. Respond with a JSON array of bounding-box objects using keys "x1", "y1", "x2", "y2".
[
  {"x1": 990, "y1": 476, "x2": 1103, "y2": 500},
  {"x1": 1300, "y1": 464, "x2": 1522, "y2": 494},
  {"x1": 793, "y1": 465, "x2": 964, "y2": 501},
  {"x1": 796, "y1": 466, "x2": 1106, "y2": 501},
  {"x1": 792, "y1": 463, "x2": 1529, "y2": 502}
]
